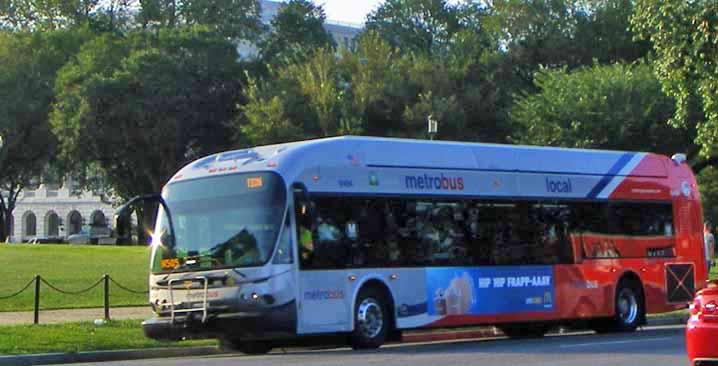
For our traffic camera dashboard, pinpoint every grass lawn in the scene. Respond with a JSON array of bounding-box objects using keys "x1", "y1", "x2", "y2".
[
  {"x1": 0, "y1": 244, "x2": 151, "y2": 312},
  {"x1": 0, "y1": 320, "x2": 216, "y2": 355}
]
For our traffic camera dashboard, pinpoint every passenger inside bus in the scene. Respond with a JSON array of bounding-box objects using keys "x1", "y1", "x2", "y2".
[{"x1": 293, "y1": 196, "x2": 680, "y2": 270}]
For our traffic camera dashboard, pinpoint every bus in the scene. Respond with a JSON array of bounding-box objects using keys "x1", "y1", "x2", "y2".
[{"x1": 117, "y1": 136, "x2": 705, "y2": 354}]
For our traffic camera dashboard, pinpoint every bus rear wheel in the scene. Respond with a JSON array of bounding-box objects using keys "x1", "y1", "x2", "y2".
[
  {"x1": 350, "y1": 287, "x2": 389, "y2": 350},
  {"x1": 592, "y1": 278, "x2": 644, "y2": 333},
  {"x1": 219, "y1": 338, "x2": 272, "y2": 355}
]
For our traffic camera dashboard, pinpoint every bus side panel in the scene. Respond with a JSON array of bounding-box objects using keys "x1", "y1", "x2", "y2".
[
  {"x1": 609, "y1": 157, "x2": 703, "y2": 303},
  {"x1": 411, "y1": 266, "x2": 560, "y2": 328},
  {"x1": 553, "y1": 264, "x2": 614, "y2": 320},
  {"x1": 297, "y1": 270, "x2": 352, "y2": 334},
  {"x1": 298, "y1": 268, "x2": 431, "y2": 334},
  {"x1": 668, "y1": 172, "x2": 705, "y2": 290}
]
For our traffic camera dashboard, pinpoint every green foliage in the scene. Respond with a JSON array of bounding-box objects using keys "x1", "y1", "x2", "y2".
[
  {"x1": 0, "y1": 320, "x2": 216, "y2": 354},
  {"x1": 0, "y1": 244, "x2": 150, "y2": 311},
  {"x1": 259, "y1": 0, "x2": 335, "y2": 66},
  {"x1": 138, "y1": 0, "x2": 262, "y2": 40},
  {"x1": 289, "y1": 48, "x2": 346, "y2": 136},
  {"x1": 0, "y1": 0, "x2": 133, "y2": 31},
  {"x1": 631, "y1": 0, "x2": 718, "y2": 160},
  {"x1": 485, "y1": 0, "x2": 650, "y2": 87},
  {"x1": 240, "y1": 80, "x2": 304, "y2": 145},
  {"x1": 238, "y1": 26, "x2": 514, "y2": 145},
  {"x1": 51, "y1": 26, "x2": 243, "y2": 199},
  {"x1": 510, "y1": 62, "x2": 694, "y2": 155},
  {"x1": 698, "y1": 167, "x2": 718, "y2": 227},
  {"x1": 0, "y1": 28, "x2": 92, "y2": 239},
  {"x1": 365, "y1": 0, "x2": 473, "y2": 55}
]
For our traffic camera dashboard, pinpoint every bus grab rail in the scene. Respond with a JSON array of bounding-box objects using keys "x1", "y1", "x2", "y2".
[{"x1": 168, "y1": 276, "x2": 209, "y2": 324}]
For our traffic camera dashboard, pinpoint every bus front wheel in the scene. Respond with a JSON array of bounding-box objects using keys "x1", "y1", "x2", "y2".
[{"x1": 350, "y1": 287, "x2": 390, "y2": 350}]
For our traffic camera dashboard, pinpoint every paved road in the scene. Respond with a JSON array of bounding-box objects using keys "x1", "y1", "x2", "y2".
[{"x1": 57, "y1": 325, "x2": 687, "y2": 366}]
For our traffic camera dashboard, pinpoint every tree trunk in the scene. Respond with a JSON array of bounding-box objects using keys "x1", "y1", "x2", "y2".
[{"x1": 0, "y1": 207, "x2": 7, "y2": 242}]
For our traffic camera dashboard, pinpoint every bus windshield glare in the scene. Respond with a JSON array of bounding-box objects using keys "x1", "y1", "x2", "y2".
[{"x1": 150, "y1": 172, "x2": 286, "y2": 273}]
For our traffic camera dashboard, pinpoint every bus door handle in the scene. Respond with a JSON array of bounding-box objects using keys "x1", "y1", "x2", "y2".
[{"x1": 348, "y1": 275, "x2": 357, "y2": 282}]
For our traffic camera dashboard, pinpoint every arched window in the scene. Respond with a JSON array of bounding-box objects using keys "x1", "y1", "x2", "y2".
[
  {"x1": 24, "y1": 212, "x2": 36, "y2": 237},
  {"x1": 46, "y1": 212, "x2": 60, "y2": 237},
  {"x1": 68, "y1": 211, "x2": 82, "y2": 235},
  {"x1": 91, "y1": 211, "x2": 106, "y2": 228}
]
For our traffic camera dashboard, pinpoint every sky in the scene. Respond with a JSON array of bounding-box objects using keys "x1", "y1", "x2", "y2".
[{"x1": 312, "y1": 0, "x2": 384, "y2": 25}]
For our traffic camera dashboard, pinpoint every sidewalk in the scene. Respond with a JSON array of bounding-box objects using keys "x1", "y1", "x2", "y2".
[{"x1": 0, "y1": 306, "x2": 152, "y2": 325}]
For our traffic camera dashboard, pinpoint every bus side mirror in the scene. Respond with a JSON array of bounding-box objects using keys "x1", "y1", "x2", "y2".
[
  {"x1": 114, "y1": 197, "x2": 138, "y2": 239},
  {"x1": 113, "y1": 194, "x2": 158, "y2": 239},
  {"x1": 114, "y1": 212, "x2": 128, "y2": 238}
]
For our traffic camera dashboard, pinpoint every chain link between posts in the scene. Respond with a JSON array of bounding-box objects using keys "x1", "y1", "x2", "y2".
[
  {"x1": 0, "y1": 275, "x2": 151, "y2": 324},
  {"x1": 0, "y1": 278, "x2": 35, "y2": 300},
  {"x1": 0, "y1": 275, "x2": 148, "y2": 301},
  {"x1": 40, "y1": 276, "x2": 104, "y2": 295},
  {"x1": 108, "y1": 276, "x2": 149, "y2": 294}
]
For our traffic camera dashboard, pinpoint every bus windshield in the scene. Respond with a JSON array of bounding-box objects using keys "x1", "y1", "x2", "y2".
[{"x1": 150, "y1": 172, "x2": 286, "y2": 274}]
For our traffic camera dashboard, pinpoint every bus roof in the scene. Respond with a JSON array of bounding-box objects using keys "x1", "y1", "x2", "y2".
[{"x1": 169, "y1": 136, "x2": 679, "y2": 185}]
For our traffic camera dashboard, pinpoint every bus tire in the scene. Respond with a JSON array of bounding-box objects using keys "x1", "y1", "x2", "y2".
[
  {"x1": 593, "y1": 278, "x2": 644, "y2": 333},
  {"x1": 498, "y1": 323, "x2": 549, "y2": 339},
  {"x1": 219, "y1": 338, "x2": 272, "y2": 355},
  {"x1": 350, "y1": 286, "x2": 389, "y2": 350}
]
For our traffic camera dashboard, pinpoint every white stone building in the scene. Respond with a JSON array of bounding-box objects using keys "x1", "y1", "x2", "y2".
[{"x1": 10, "y1": 178, "x2": 115, "y2": 243}]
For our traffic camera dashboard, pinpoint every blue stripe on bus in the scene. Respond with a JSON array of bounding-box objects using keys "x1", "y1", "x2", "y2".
[{"x1": 586, "y1": 153, "x2": 634, "y2": 199}]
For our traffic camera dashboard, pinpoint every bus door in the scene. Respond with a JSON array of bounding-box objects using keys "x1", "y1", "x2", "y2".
[
  {"x1": 292, "y1": 188, "x2": 352, "y2": 334},
  {"x1": 296, "y1": 269, "x2": 352, "y2": 334}
]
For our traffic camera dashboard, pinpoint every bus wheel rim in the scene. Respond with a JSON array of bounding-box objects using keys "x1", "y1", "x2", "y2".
[
  {"x1": 617, "y1": 287, "x2": 638, "y2": 325},
  {"x1": 357, "y1": 297, "x2": 383, "y2": 339}
]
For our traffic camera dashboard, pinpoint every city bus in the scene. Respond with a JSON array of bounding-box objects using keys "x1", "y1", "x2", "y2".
[{"x1": 117, "y1": 136, "x2": 705, "y2": 354}]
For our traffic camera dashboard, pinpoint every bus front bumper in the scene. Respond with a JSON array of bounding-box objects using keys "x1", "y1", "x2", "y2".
[{"x1": 142, "y1": 301, "x2": 296, "y2": 341}]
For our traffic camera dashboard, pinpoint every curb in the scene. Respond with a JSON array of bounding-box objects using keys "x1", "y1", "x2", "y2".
[
  {"x1": 0, "y1": 347, "x2": 225, "y2": 366},
  {"x1": 646, "y1": 316, "x2": 689, "y2": 327},
  {"x1": 0, "y1": 316, "x2": 687, "y2": 366},
  {"x1": 401, "y1": 328, "x2": 500, "y2": 343}
]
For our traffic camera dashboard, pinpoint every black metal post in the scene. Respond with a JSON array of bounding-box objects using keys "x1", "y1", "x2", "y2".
[
  {"x1": 33, "y1": 275, "x2": 40, "y2": 324},
  {"x1": 104, "y1": 274, "x2": 110, "y2": 320}
]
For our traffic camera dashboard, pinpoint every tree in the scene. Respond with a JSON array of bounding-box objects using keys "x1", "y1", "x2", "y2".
[
  {"x1": 485, "y1": 0, "x2": 650, "y2": 87},
  {"x1": 138, "y1": 0, "x2": 262, "y2": 40},
  {"x1": 631, "y1": 0, "x2": 718, "y2": 168},
  {"x1": 339, "y1": 31, "x2": 403, "y2": 136},
  {"x1": 259, "y1": 0, "x2": 335, "y2": 66},
  {"x1": 238, "y1": 77, "x2": 305, "y2": 146},
  {"x1": 0, "y1": 29, "x2": 90, "y2": 240},
  {"x1": 698, "y1": 167, "x2": 718, "y2": 228},
  {"x1": 0, "y1": 0, "x2": 134, "y2": 31},
  {"x1": 510, "y1": 62, "x2": 695, "y2": 156},
  {"x1": 365, "y1": 0, "x2": 464, "y2": 55},
  {"x1": 51, "y1": 26, "x2": 244, "y2": 242},
  {"x1": 238, "y1": 28, "x2": 512, "y2": 145}
]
